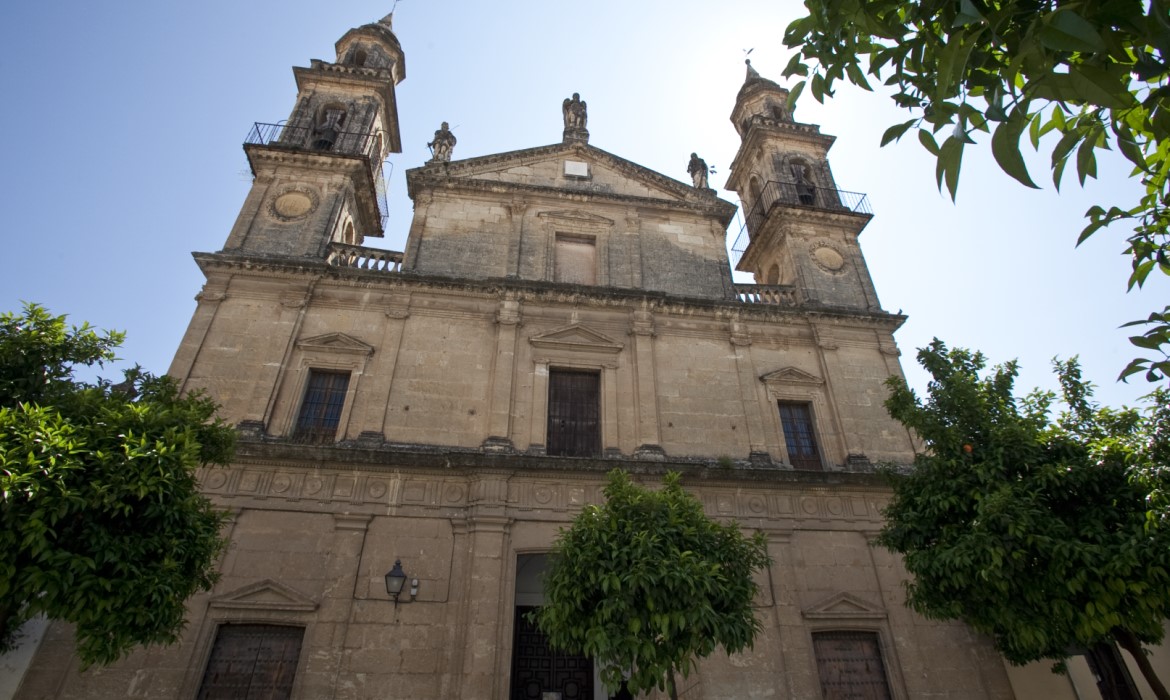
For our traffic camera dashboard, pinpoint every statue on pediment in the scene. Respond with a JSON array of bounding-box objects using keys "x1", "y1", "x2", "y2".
[
  {"x1": 688, "y1": 153, "x2": 710, "y2": 189},
  {"x1": 562, "y1": 93, "x2": 588, "y2": 130},
  {"x1": 427, "y1": 121, "x2": 456, "y2": 163}
]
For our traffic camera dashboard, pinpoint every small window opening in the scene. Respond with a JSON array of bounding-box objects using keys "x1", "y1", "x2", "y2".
[
  {"x1": 778, "y1": 401, "x2": 821, "y2": 470},
  {"x1": 294, "y1": 369, "x2": 350, "y2": 443},
  {"x1": 547, "y1": 369, "x2": 600, "y2": 457},
  {"x1": 353, "y1": 48, "x2": 367, "y2": 66},
  {"x1": 312, "y1": 106, "x2": 347, "y2": 151},
  {"x1": 766, "y1": 264, "x2": 780, "y2": 285},
  {"x1": 790, "y1": 159, "x2": 816, "y2": 205}
]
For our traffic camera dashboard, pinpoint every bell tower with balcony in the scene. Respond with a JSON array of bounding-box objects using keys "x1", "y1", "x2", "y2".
[
  {"x1": 220, "y1": 14, "x2": 404, "y2": 259},
  {"x1": 725, "y1": 60, "x2": 882, "y2": 312}
]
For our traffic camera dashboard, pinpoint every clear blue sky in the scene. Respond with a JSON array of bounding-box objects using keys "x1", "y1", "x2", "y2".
[{"x1": 1, "y1": 1, "x2": 1163, "y2": 409}]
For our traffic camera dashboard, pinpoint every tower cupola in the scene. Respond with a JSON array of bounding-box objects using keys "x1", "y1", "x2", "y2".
[
  {"x1": 221, "y1": 14, "x2": 406, "y2": 258},
  {"x1": 724, "y1": 61, "x2": 882, "y2": 312},
  {"x1": 730, "y1": 60, "x2": 793, "y2": 138}
]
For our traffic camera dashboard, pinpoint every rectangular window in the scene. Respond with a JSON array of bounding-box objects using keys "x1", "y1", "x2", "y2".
[
  {"x1": 813, "y1": 631, "x2": 893, "y2": 700},
  {"x1": 294, "y1": 369, "x2": 350, "y2": 444},
  {"x1": 554, "y1": 234, "x2": 596, "y2": 285},
  {"x1": 198, "y1": 624, "x2": 304, "y2": 700},
  {"x1": 547, "y1": 369, "x2": 600, "y2": 457},
  {"x1": 778, "y1": 401, "x2": 822, "y2": 470}
]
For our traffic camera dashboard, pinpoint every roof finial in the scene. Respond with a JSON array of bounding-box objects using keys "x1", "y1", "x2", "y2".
[
  {"x1": 745, "y1": 58, "x2": 761, "y2": 81},
  {"x1": 379, "y1": 0, "x2": 399, "y2": 28}
]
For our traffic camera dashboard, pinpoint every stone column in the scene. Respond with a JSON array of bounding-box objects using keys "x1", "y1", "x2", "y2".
[
  {"x1": 483, "y1": 296, "x2": 522, "y2": 451},
  {"x1": 457, "y1": 476, "x2": 512, "y2": 700},
  {"x1": 630, "y1": 307, "x2": 664, "y2": 459},
  {"x1": 811, "y1": 325, "x2": 851, "y2": 465},
  {"x1": 729, "y1": 318, "x2": 771, "y2": 463},
  {"x1": 350, "y1": 297, "x2": 410, "y2": 441},
  {"x1": 299, "y1": 514, "x2": 372, "y2": 700},
  {"x1": 505, "y1": 202, "x2": 528, "y2": 278}
]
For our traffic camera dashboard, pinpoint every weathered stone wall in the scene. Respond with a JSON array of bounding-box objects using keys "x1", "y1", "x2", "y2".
[{"x1": 14, "y1": 461, "x2": 1024, "y2": 700}]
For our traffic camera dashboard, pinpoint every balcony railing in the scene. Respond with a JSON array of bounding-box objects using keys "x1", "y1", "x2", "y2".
[
  {"x1": 731, "y1": 181, "x2": 871, "y2": 267},
  {"x1": 732, "y1": 284, "x2": 799, "y2": 307},
  {"x1": 246, "y1": 122, "x2": 389, "y2": 227},
  {"x1": 326, "y1": 243, "x2": 403, "y2": 273}
]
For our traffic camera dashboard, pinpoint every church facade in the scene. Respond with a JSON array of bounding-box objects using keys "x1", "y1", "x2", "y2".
[{"x1": 12, "y1": 14, "x2": 1162, "y2": 700}]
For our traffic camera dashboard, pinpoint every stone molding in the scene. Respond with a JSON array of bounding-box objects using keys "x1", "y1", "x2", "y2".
[
  {"x1": 802, "y1": 591, "x2": 887, "y2": 620},
  {"x1": 199, "y1": 463, "x2": 884, "y2": 525},
  {"x1": 209, "y1": 579, "x2": 319, "y2": 612}
]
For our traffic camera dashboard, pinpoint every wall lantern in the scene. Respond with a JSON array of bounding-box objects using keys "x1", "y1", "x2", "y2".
[
  {"x1": 385, "y1": 559, "x2": 420, "y2": 607},
  {"x1": 385, "y1": 559, "x2": 407, "y2": 606}
]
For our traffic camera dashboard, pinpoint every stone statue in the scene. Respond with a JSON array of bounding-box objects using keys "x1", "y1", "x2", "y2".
[
  {"x1": 427, "y1": 121, "x2": 456, "y2": 163},
  {"x1": 562, "y1": 93, "x2": 587, "y2": 130},
  {"x1": 687, "y1": 153, "x2": 710, "y2": 189}
]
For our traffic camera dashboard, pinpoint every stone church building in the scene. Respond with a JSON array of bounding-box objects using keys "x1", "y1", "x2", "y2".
[{"x1": 11, "y1": 13, "x2": 1168, "y2": 700}]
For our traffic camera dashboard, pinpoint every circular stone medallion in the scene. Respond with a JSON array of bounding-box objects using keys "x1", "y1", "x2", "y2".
[
  {"x1": 270, "y1": 189, "x2": 318, "y2": 221},
  {"x1": 811, "y1": 245, "x2": 845, "y2": 272}
]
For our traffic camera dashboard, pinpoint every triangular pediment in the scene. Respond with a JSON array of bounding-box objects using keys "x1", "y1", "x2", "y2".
[
  {"x1": 209, "y1": 579, "x2": 318, "y2": 612},
  {"x1": 529, "y1": 323, "x2": 623, "y2": 354},
  {"x1": 296, "y1": 332, "x2": 375, "y2": 356},
  {"x1": 414, "y1": 142, "x2": 708, "y2": 203},
  {"x1": 803, "y1": 592, "x2": 886, "y2": 620},
  {"x1": 760, "y1": 366, "x2": 823, "y2": 386}
]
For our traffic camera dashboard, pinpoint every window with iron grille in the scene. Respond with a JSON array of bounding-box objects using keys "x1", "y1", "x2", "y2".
[
  {"x1": 293, "y1": 369, "x2": 350, "y2": 444},
  {"x1": 812, "y1": 630, "x2": 893, "y2": 700},
  {"x1": 778, "y1": 401, "x2": 822, "y2": 470},
  {"x1": 547, "y1": 369, "x2": 600, "y2": 457},
  {"x1": 198, "y1": 624, "x2": 304, "y2": 700}
]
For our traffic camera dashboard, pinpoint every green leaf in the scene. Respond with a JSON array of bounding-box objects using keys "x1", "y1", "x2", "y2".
[
  {"x1": 953, "y1": 0, "x2": 983, "y2": 27},
  {"x1": 919, "y1": 129, "x2": 940, "y2": 156},
  {"x1": 786, "y1": 80, "x2": 806, "y2": 111},
  {"x1": 991, "y1": 116, "x2": 1040, "y2": 189},
  {"x1": 881, "y1": 120, "x2": 916, "y2": 147},
  {"x1": 1068, "y1": 64, "x2": 1134, "y2": 110},
  {"x1": 1039, "y1": 10, "x2": 1106, "y2": 53},
  {"x1": 937, "y1": 137, "x2": 966, "y2": 200}
]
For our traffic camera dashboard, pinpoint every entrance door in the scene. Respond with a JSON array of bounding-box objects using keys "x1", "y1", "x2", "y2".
[{"x1": 510, "y1": 606, "x2": 594, "y2": 700}]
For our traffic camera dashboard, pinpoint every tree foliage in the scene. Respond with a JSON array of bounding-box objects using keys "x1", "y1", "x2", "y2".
[
  {"x1": 877, "y1": 340, "x2": 1170, "y2": 697},
  {"x1": 534, "y1": 470, "x2": 771, "y2": 700},
  {"x1": 0, "y1": 304, "x2": 235, "y2": 666},
  {"x1": 783, "y1": 0, "x2": 1170, "y2": 381}
]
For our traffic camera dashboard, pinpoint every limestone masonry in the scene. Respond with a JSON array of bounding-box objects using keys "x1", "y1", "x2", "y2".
[{"x1": 13, "y1": 12, "x2": 1165, "y2": 700}]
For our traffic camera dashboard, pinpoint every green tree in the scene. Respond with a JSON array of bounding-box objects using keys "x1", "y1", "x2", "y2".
[
  {"x1": 877, "y1": 340, "x2": 1170, "y2": 697},
  {"x1": 534, "y1": 470, "x2": 771, "y2": 700},
  {"x1": 782, "y1": 0, "x2": 1170, "y2": 381},
  {"x1": 0, "y1": 304, "x2": 234, "y2": 666}
]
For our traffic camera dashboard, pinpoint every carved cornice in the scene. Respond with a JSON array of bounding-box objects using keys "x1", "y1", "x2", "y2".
[
  {"x1": 198, "y1": 451, "x2": 893, "y2": 525},
  {"x1": 190, "y1": 252, "x2": 907, "y2": 332}
]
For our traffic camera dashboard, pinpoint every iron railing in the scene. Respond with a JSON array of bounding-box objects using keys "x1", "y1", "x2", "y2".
[
  {"x1": 732, "y1": 284, "x2": 799, "y2": 307},
  {"x1": 731, "y1": 181, "x2": 871, "y2": 267},
  {"x1": 326, "y1": 243, "x2": 403, "y2": 273},
  {"x1": 246, "y1": 122, "x2": 389, "y2": 227}
]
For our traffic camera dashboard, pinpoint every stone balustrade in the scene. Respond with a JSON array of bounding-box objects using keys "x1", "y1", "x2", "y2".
[
  {"x1": 326, "y1": 243, "x2": 403, "y2": 272},
  {"x1": 733, "y1": 283, "x2": 799, "y2": 306}
]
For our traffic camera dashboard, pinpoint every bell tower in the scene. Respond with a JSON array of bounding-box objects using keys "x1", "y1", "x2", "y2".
[
  {"x1": 221, "y1": 14, "x2": 405, "y2": 258},
  {"x1": 725, "y1": 61, "x2": 882, "y2": 312}
]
